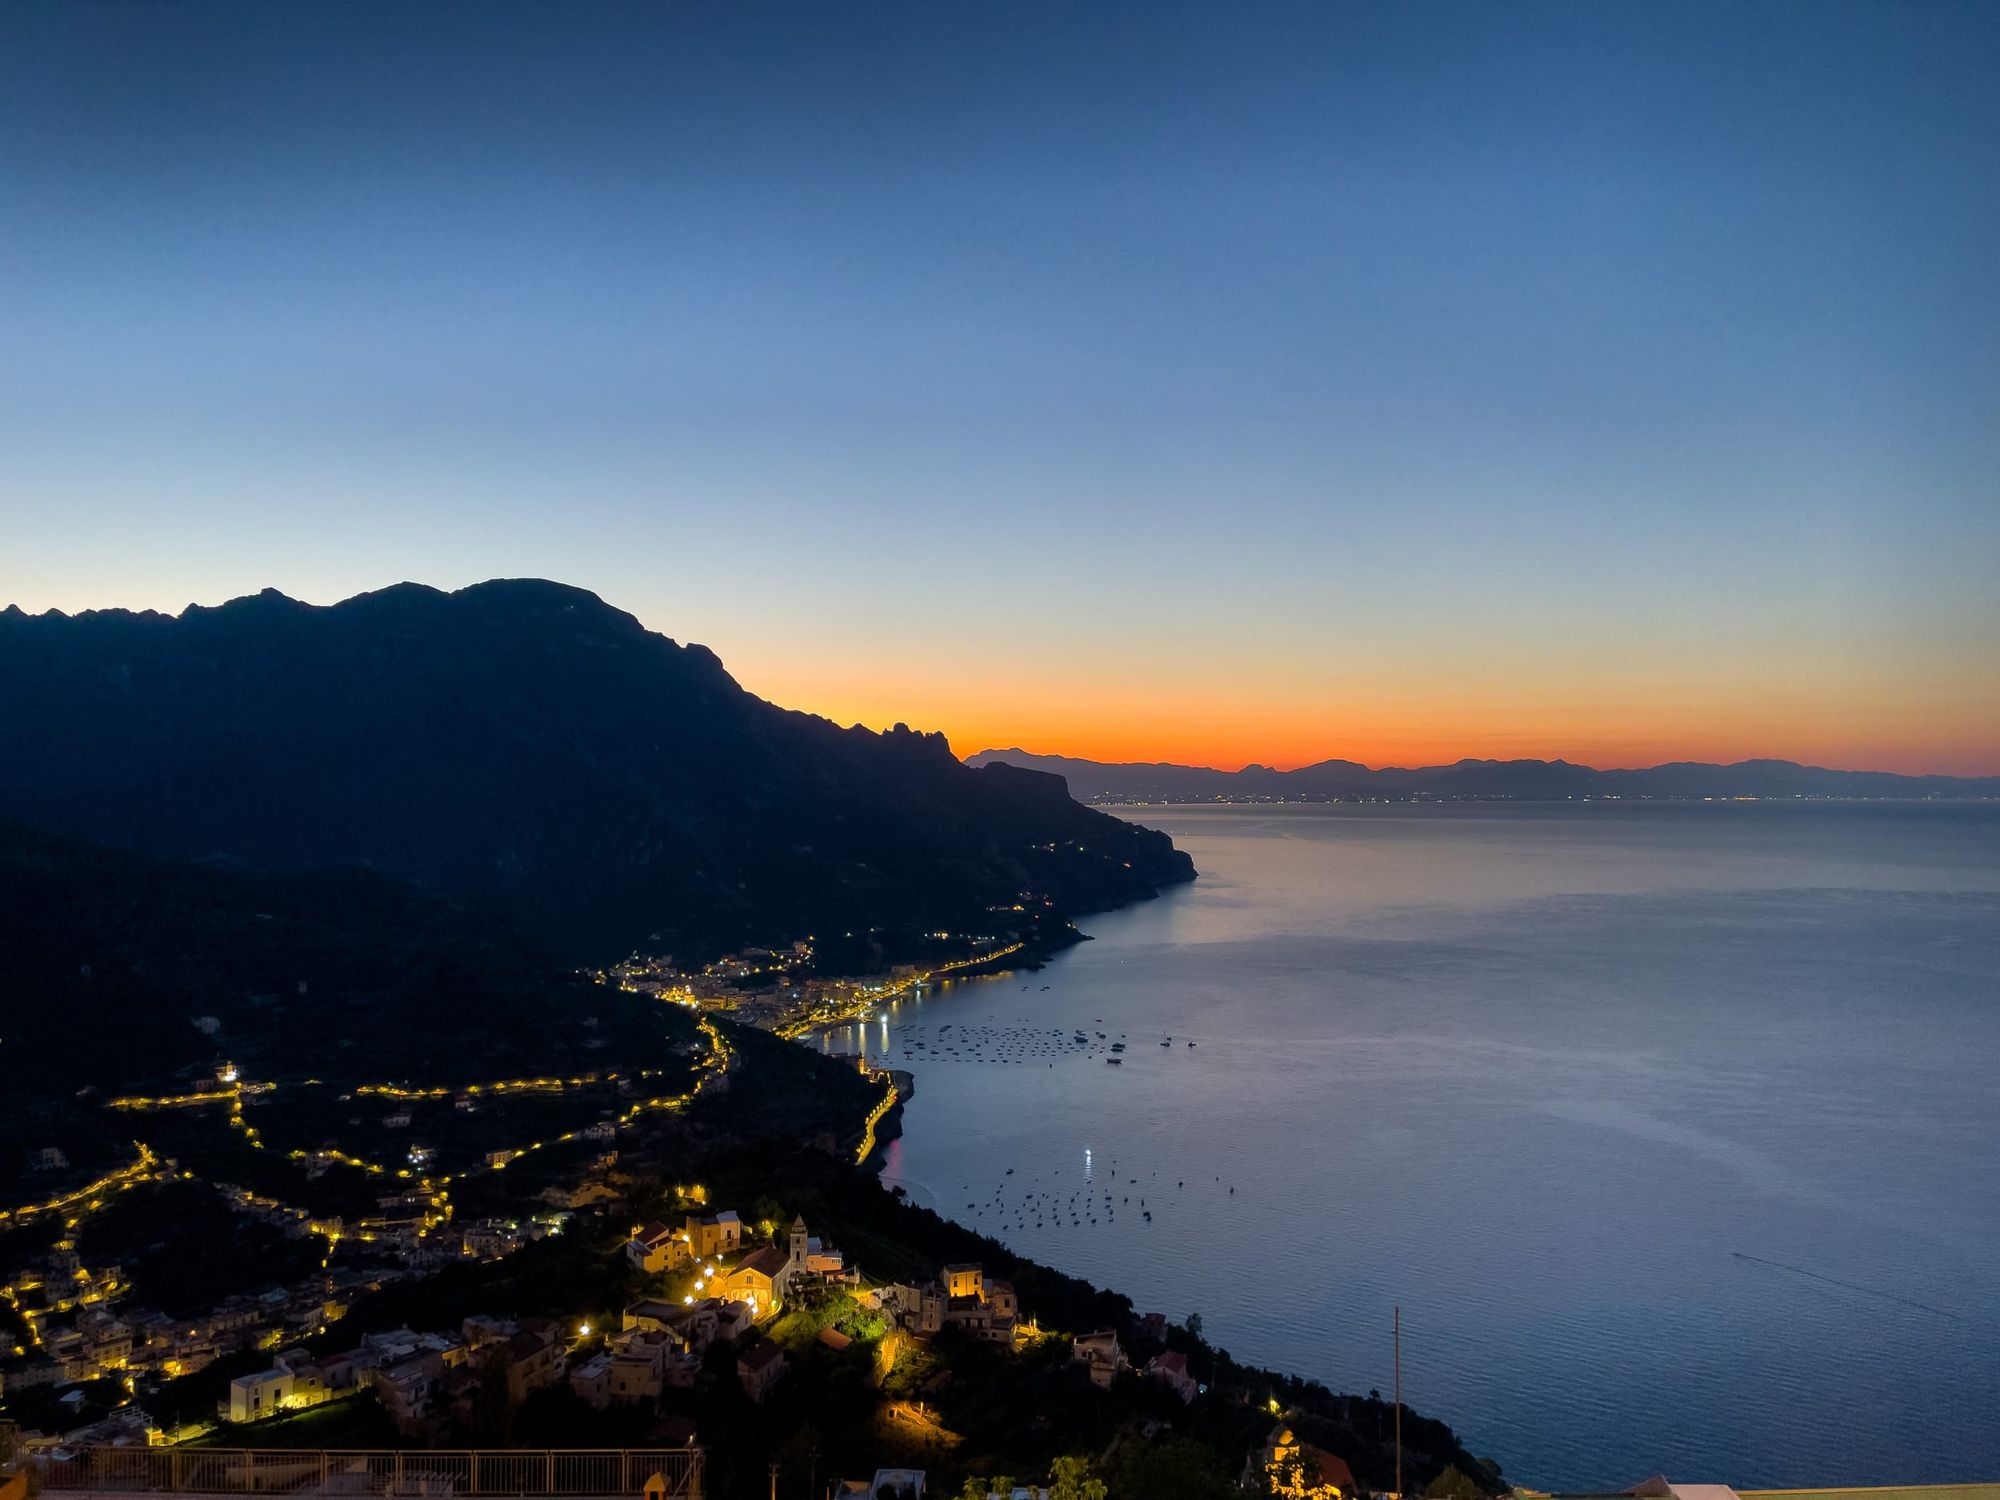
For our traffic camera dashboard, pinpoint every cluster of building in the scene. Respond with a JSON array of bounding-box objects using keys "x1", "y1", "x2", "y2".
[
  {"x1": 1069, "y1": 1329, "x2": 1127, "y2": 1388},
  {"x1": 622, "y1": 1208, "x2": 1187, "y2": 1413},
  {"x1": 229, "y1": 1207, "x2": 856, "y2": 1434},
  {"x1": 874, "y1": 1263, "x2": 1020, "y2": 1346},
  {"x1": 2, "y1": 1184, "x2": 599, "y2": 1413},
  {"x1": 216, "y1": 1209, "x2": 851, "y2": 1438},
  {"x1": 624, "y1": 1208, "x2": 744, "y2": 1273},
  {"x1": 0, "y1": 1233, "x2": 397, "y2": 1403},
  {"x1": 212, "y1": 1179, "x2": 570, "y2": 1271},
  {"x1": 286, "y1": 1184, "x2": 569, "y2": 1267},
  {"x1": 543, "y1": 1209, "x2": 868, "y2": 1415},
  {"x1": 593, "y1": 1296, "x2": 769, "y2": 1407},
  {"x1": 629, "y1": 1210, "x2": 851, "y2": 1313},
  {"x1": 621, "y1": 1206, "x2": 1193, "y2": 1412},
  {"x1": 612, "y1": 941, "x2": 818, "y2": 1013},
  {"x1": 224, "y1": 1316, "x2": 568, "y2": 1437},
  {"x1": 611, "y1": 934, "x2": 1023, "y2": 1037}
]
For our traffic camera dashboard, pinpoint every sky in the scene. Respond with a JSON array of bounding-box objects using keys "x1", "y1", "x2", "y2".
[{"x1": 3, "y1": 2, "x2": 1997, "y2": 775}]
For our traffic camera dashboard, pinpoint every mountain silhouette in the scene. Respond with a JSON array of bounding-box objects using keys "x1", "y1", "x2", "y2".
[
  {"x1": 966, "y1": 748, "x2": 2000, "y2": 803},
  {"x1": 0, "y1": 580, "x2": 1192, "y2": 959}
]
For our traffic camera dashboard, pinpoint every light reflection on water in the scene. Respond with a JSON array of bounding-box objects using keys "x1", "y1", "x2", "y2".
[{"x1": 845, "y1": 803, "x2": 2000, "y2": 1489}]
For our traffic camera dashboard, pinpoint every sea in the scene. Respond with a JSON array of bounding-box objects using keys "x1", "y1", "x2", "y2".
[{"x1": 820, "y1": 802, "x2": 2000, "y2": 1490}]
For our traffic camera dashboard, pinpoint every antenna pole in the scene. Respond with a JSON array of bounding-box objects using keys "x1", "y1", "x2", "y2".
[{"x1": 1395, "y1": 1305, "x2": 1404, "y2": 1499}]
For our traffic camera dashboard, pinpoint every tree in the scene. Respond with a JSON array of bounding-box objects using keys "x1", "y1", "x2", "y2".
[
  {"x1": 1050, "y1": 1455, "x2": 1108, "y2": 1500},
  {"x1": 1424, "y1": 1467, "x2": 1483, "y2": 1500},
  {"x1": 466, "y1": 1347, "x2": 514, "y2": 1445},
  {"x1": 777, "y1": 1427, "x2": 823, "y2": 1492},
  {"x1": 1105, "y1": 1437, "x2": 1235, "y2": 1500}
]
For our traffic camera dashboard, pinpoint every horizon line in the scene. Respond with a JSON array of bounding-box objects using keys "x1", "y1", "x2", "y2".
[{"x1": 963, "y1": 745, "x2": 2000, "y2": 783}]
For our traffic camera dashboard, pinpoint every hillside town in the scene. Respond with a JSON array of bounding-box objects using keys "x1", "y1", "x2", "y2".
[
  {"x1": 3, "y1": 1174, "x2": 1365, "y2": 1500},
  {"x1": 203, "y1": 1208, "x2": 1088, "y2": 1437}
]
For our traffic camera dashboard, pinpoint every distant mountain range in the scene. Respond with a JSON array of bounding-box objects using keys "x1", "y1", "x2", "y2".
[
  {"x1": 965, "y1": 748, "x2": 2000, "y2": 804},
  {"x1": 0, "y1": 580, "x2": 1192, "y2": 961}
]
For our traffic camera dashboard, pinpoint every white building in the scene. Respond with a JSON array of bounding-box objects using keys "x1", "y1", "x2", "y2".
[{"x1": 224, "y1": 1367, "x2": 293, "y2": 1423}]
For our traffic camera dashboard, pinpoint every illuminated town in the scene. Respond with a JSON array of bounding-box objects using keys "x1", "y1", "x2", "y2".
[{"x1": 607, "y1": 929, "x2": 1030, "y2": 1040}]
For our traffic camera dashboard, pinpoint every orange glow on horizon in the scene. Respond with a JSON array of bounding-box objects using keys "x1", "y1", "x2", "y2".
[
  {"x1": 740, "y1": 666, "x2": 2000, "y2": 782},
  {"x1": 939, "y1": 733, "x2": 2000, "y2": 781}
]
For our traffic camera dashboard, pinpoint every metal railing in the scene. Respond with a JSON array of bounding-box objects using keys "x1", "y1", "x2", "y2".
[{"x1": 28, "y1": 1448, "x2": 701, "y2": 1499}]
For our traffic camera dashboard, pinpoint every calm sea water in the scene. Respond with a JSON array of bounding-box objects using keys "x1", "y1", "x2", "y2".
[{"x1": 828, "y1": 803, "x2": 2000, "y2": 1490}]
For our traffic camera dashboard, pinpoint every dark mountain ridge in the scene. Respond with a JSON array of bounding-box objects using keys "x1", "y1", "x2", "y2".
[
  {"x1": 0, "y1": 580, "x2": 1192, "y2": 960},
  {"x1": 968, "y1": 747, "x2": 2000, "y2": 804}
]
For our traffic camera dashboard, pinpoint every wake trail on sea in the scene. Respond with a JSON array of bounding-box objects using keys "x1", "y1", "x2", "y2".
[{"x1": 1731, "y1": 1251, "x2": 1959, "y2": 1320}]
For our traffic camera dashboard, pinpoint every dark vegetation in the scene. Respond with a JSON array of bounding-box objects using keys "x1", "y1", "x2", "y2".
[
  {"x1": 0, "y1": 822, "x2": 687, "y2": 1097},
  {"x1": 76, "y1": 1181, "x2": 323, "y2": 1320},
  {"x1": 0, "y1": 1376, "x2": 127, "y2": 1440},
  {"x1": 0, "y1": 820, "x2": 702, "y2": 1200}
]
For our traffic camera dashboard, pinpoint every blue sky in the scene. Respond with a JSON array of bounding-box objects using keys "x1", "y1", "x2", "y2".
[{"x1": 3, "y1": 2, "x2": 1996, "y2": 771}]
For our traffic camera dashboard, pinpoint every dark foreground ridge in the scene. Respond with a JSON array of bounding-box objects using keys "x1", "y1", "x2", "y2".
[
  {"x1": 0, "y1": 580, "x2": 1192, "y2": 961},
  {"x1": 967, "y1": 748, "x2": 2000, "y2": 804}
]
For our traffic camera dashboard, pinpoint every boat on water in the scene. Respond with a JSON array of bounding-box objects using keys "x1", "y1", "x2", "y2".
[{"x1": 1105, "y1": 1057, "x2": 1123, "y2": 1066}]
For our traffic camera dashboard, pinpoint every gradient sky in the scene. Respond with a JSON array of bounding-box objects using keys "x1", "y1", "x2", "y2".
[{"x1": 4, "y1": 2, "x2": 1997, "y2": 774}]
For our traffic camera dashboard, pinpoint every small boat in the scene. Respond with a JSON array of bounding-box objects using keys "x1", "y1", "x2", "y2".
[
  {"x1": 1105, "y1": 1057, "x2": 1123, "y2": 1066},
  {"x1": 1110, "y1": 1043, "x2": 1125, "y2": 1052}
]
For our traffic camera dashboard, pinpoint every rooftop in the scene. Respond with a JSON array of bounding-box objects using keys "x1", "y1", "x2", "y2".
[
  {"x1": 734, "y1": 1245, "x2": 788, "y2": 1278},
  {"x1": 738, "y1": 1340, "x2": 784, "y2": 1372}
]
